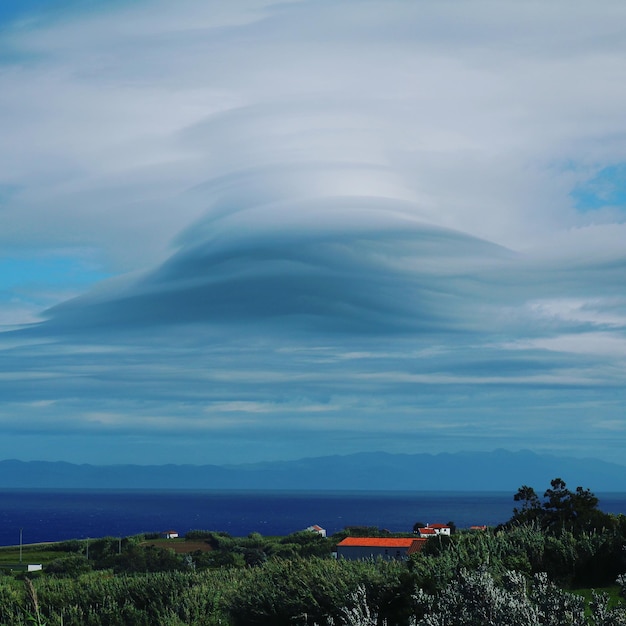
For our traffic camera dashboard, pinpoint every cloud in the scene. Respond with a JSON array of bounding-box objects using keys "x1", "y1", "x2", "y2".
[
  {"x1": 39, "y1": 198, "x2": 516, "y2": 335},
  {"x1": 2, "y1": 0, "x2": 626, "y2": 268},
  {"x1": 0, "y1": 0, "x2": 625, "y2": 465}
]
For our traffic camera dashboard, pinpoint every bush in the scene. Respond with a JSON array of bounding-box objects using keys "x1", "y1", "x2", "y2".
[
  {"x1": 221, "y1": 557, "x2": 406, "y2": 626},
  {"x1": 45, "y1": 555, "x2": 93, "y2": 577}
]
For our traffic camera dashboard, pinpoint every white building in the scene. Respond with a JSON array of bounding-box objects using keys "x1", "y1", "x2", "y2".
[
  {"x1": 306, "y1": 524, "x2": 327, "y2": 538},
  {"x1": 161, "y1": 530, "x2": 179, "y2": 539}
]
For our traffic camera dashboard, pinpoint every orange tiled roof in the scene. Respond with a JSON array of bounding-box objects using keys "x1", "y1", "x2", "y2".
[
  {"x1": 337, "y1": 537, "x2": 420, "y2": 548},
  {"x1": 408, "y1": 539, "x2": 426, "y2": 554},
  {"x1": 428, "y1": 524, "x2": 450, "y2": 529}
]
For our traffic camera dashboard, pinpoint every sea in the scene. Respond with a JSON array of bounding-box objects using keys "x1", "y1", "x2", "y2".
[{"x1": 2, "y1": 490, "x2": 626, "y2": 547}]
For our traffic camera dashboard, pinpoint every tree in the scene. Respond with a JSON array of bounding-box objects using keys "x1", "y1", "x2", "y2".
[
  {"x1": 510, "y1": 478, "x2": 608, "y2": 536},
  {"x1": 542, "y1": 478, "x2": 573, "y2": 532},
  {"x1": 511, "y1": 485, "x2": 542, "y2": 526},
  {"x1": 513, "y1": 485, "x2": 541, "y2": 513},
  {"x1": 570, "y1": 485, "x2": 602, "y2": 531}
]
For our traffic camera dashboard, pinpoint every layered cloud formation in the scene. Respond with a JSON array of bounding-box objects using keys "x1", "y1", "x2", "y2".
[{"x1": 0, "y1": 0, "x2": 625, "y2": 464}]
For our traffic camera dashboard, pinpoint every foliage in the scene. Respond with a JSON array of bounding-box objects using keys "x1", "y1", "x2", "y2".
[
  {"x1": 0, "y1": 546, "x2": 624, "y2": 625},
  {"x1": 0, "y1": 548, "x2": 69, "y2": 566},
  {"x1": 331, "y1": 526, "x2": 391, "y2": 542},
  {"x1": 509, "y1": 478, "x2": 613, "y2": 536},
  {"x1": 109, "y1": 543, "x2": 182, "y2": 574},
  {"x1": 44, "y1": 555, "x2": 93, "y2": 578},
  {"x1": 185, "y1": 530, "x2": 232, "y2": 544},
  {"x1": 410, "y1": 522, "x2": 625, "y2": 589},
  {"x1": 220, "y1": 556, "x2": 412, "y2": 626},
  {"x1": 412, "y1": 568, "x2": 626, "y2": 626},
  {"x1": 414, "y1": 568, "x2": 542, "y2": 626},
  {"x1": 0, "y1": 559, "x2": 407, "y2": 626}
]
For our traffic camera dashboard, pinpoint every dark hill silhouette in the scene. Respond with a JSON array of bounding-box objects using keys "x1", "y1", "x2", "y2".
[{"x1": 1, "y1": 450, "x2": 625, "y2": 491}]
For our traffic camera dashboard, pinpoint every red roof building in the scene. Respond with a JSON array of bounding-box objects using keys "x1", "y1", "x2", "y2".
[
  {"x1": 305, "y1": 524, "x2": 327, "y2": 537},
  {"x1": 161, "y1": 530, "x2": 179, "y2": 539},
  {"x1": 415, "y1": 523, "x2": 452, "y2": 537},
  {"x1": 336, "y1": 537, "x2": 425, "y2": 560}
]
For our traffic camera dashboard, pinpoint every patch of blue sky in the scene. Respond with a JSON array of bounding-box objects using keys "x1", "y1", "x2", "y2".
[
  {"x1": 0, "y1": 1, "x2": 54, "y2": 26},
  {"x1": 0, "y1": 256, "x2": 110, "y2": 291},
  {"x1": 0, "y1": 0, "x2": 148, "y2": 64},
  {"x1": 0, "y1": 0, "x2": 144, "y2": 28},
  {"x1": 571, "y1": 164, "x2": 626, "y2": 212}
]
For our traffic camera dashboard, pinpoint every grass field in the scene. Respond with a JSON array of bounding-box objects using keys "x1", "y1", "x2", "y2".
[
  {"x1": 0, "y1": 544, "x2": 68, "y2": 565},
  {"x1": 571, "y1": 585, "x2": 624, "y2": 606},
  {"x1": 140, "y1": 538, "x2": 213, "y2": 554},
  {"x1": 0, "y1": 535, "x2": 215, "y2": 567}
]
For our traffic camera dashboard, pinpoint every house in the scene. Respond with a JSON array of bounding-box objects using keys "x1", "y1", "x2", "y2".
[
  {"x1": 306, "y1": 524, "x2": 327, "y2": 538},
  {"x1": 336, "y1": 537, "x2": 425, "y2": 561},
  {"x1": 415, "y1": 523, "x2": 451, "y2": 538},
  {"x1": 470, "y1": 525, "x2": 487, "y2": 531},
  {"x1": 161, "y1": 530, "x2": 179, "y2": 539}
]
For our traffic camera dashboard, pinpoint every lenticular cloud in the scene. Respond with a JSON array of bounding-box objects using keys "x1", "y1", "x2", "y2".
[{"x1": 41, "y1": 101, "x2": 514, "y2": 335}]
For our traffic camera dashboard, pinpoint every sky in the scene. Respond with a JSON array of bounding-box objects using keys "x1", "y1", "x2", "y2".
[{"x1": 1, "y1": 0, "x2": 625, "y2": 466}]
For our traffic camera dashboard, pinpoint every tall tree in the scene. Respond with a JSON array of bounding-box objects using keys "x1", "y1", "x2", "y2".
[
  {"x1": 512, "y1": 485, "x2": 542, "y2": 525},
  {"x1": 510, "y1": 479, "x2": 607, "y2": 535},
  {"x1": 543, "y1": 478, "x2": 572, "y2": 531}
]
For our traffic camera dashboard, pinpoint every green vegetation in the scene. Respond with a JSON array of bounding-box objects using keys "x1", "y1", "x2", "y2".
[
  {"x1": 509, "y1": 478, "x2": 615, "y2": 535},
  {"x1": 0, "y1": 546, "x2": 67, "y2": 566},
  {"x1": 0, "y1": 478, "x2": 625, "y2": 625}
]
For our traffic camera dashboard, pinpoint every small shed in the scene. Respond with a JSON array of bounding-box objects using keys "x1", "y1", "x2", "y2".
[{"x1": 161, "y1": 530, "x2": 179, "y2": 539}]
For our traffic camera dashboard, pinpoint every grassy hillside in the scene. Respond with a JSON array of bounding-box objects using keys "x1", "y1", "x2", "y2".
[{"x1": 1, "y1": 514, "x2": 626, "y2": 625}]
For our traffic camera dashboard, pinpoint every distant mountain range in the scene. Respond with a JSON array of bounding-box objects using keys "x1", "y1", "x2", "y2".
[{"x1": 1, "y1": 450, "x2": 625, "y2": 491}]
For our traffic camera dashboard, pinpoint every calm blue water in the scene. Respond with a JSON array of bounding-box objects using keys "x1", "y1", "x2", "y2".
[{"x1": 2, "y1": 490, "x2": 626, "y2": 547}]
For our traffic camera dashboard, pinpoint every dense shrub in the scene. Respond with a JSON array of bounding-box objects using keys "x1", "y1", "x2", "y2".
[
  {"x1": 410, "y1": 524, "x2": 625, "y2": 591},
  {"x1": 1, "y1": 555, "x2": 626, "y2": 626},
  {"x1": 185, "y1": 530, "x2": 232, "y2": 543},
  {"x1": 45, "y1": 555, "x2": 93, "y2": 577},
  {"x1": 220, "y1": 556, "x2": 409, "y2": 626}
]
